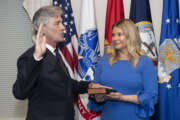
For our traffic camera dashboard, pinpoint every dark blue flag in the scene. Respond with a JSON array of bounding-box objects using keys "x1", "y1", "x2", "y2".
[
  {"x1": 158, "y1": 0, "x2": 180, "y2": 120},
  {"x1": 130, "y1": 0, "x2": 158, "y2": 60}
]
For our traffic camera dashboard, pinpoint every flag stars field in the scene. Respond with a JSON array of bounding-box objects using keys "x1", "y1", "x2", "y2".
[
  {"x1": 64, "y1": 14, "x2": 68, "y2": 18},
  {"x1": 166, "y1": 84, "x2": 172, "y2": 89},
  {"x1": 174, "y1": 38, "x2": 178, "y2": 43},
  {"x1": 65, "y1": 6, "x2": 68, "y2": 10},
  {"x1": 64, "y1": 22, "x2": 68, "y2": 26},
  {"x1": 166, "y1": 18, "x2": 170, "y2": 23},
  {"x1": 176, "y1": 18, "x2": 179, "y2": 23},
  {"x1": 54, "y1": 1, "x2": 58, "y2": 5},
  {"x1": 70, "y1": 21, "x2": 74, "y2": 24}
]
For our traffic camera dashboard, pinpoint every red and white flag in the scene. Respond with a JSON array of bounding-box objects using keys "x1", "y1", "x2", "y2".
[{"x1": 76, "y1": 0, "x2": 101, "y2": 120}]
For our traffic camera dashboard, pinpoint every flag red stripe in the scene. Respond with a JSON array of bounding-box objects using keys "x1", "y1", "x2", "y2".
[{"x1": 72, "y1": 45, "x2": 78, "y2": 72}]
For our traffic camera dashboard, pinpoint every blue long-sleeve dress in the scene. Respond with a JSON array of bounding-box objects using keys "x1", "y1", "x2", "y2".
[{"x1": 88, "y1": 54, "x2": 158, "y2": 120}]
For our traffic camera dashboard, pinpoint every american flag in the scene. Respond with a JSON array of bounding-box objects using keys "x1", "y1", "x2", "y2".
[
  {"x1": 54, "y1": 0, "x2": 101, "y2": 119},
  {"x1": 53, "y1": 0, "x2": 94, "y2": 119},
  {"x1": 53, "y1": 0, "x2": 78, "y2": 78}
]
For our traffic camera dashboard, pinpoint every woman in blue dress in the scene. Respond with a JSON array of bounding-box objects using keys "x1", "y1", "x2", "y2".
[{"x1": 88, "y1": 19, "x2": 158, "y2": 120}]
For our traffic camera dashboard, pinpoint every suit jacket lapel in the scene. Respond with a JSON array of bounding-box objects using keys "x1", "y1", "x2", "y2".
[
  {"x1": 44, "y1": 49, "x2": 57, "y2": 67},
  {"x1": 44, "y1": 49, "x2": 68, "y2": 77}
]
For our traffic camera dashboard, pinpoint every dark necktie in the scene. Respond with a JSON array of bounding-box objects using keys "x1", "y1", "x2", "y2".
[{"x1": 54, "y1": 48, "x2": 70, "y2": 77}]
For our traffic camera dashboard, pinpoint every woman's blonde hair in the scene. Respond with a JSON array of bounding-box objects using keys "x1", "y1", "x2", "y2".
[{"x1": 108, "y1": 19, "x2": 145, "y2": 67}]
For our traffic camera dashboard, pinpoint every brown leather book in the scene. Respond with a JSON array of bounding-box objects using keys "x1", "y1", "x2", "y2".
[{"x1": 88, "y1": 88, "x2": 116, "y2": 94}]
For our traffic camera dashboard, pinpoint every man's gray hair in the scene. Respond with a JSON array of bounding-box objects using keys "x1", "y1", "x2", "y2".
[{"x1": 32, "y1": 5, "x2": 62, "y2": 36}]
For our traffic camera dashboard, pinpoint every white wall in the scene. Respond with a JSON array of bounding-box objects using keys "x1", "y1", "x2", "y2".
[
  {"x1": 0, "y1": 118, "x2": 24, "y2": 120},
  {"x1": 72, "y1": 0, "x2": 163, "y2": 55}
]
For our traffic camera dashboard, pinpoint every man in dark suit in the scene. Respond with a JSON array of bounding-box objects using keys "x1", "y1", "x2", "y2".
[{"x1": 13, "y1": 5, "x2": 104, "y2": 120}]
